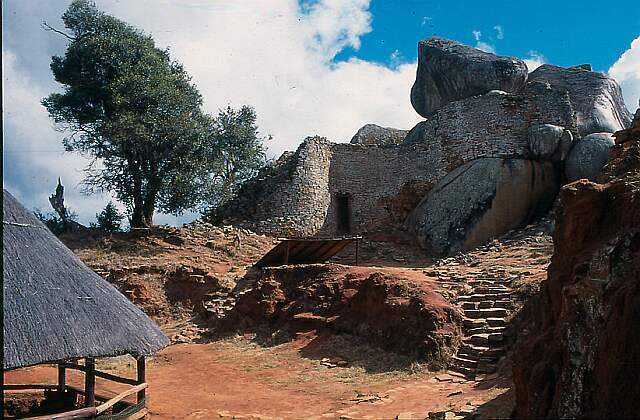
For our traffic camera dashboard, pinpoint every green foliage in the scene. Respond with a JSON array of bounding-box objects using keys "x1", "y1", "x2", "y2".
[
  {"x1": 206, "y1": 106, "x2": 267, "y2": 207},
  {"x1": 43, "y1": 1, "x2": 265, "y2": 227},
  {"x1": 94, "y1": 202, "x2": 124, "y2": 233},
  {"x1": 33, "y1": 208, "x2": 77, "y2": 235}
]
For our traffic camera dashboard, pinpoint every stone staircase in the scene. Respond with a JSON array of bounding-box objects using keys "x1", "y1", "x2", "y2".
[{"x1": 449, "y1": 274, "x2": 514, "y2": 379}]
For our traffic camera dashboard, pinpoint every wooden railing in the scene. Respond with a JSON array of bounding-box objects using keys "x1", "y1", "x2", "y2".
[{"x1": 3, "y1": 357, "x2": 148, "y2": 419}]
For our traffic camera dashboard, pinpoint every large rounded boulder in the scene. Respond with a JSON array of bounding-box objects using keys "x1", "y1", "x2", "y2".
[
  {"x1": 529, "y1": 64, "x2": 632, "y2": 136},
  {"x1": 527, "y1": 124, "x2": 574, "y2": 161},
  {"x1": 406, "y1": 158, "x2": 559, "y2": 255},
  {"x1": 565, "y1": 132, "x2": 615, "y2": 182},
  {"x1": 410, "y1": 37, "x2": 528, "y2": 118}
]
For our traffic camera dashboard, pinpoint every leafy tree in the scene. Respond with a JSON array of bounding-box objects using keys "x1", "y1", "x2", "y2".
[
  {"x1": 42, "y1": 0, "x2": 216, "y2": 227},
  {"x1": 206, "y1": 106, "x2": 267, "y2": 207},
  {"x1": 94, "y1": 202, "x2": 124, "y2": 233}
]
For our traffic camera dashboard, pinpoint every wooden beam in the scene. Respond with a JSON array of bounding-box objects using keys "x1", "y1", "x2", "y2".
[
  {"x1": 25, "y1": 406, "x2": 98, "y2": 420},
  {"x1": 57, "y1": 363, "x2": 66, "y2": 394},
  {"x1": 84, "y1": 358, "x2": 95, "y2": 407},
  {"x1": 136, "y1": 357, "x2": 146, "y2": 405},
  {"x1": 95, "y1": 382, "x2": 148, "y2": 415},
  {"x1": 127, "y1": 408, "x2": 149, "y2": 420},
  {"x1": 3, "y1": 384, "x2": 58, "y2": 391},
  {"x1": 59, "y1": 362, "x2": 139, "y2": 386},
  {"x1": 283, "y1": 241, "x2": 290, "y2": 265}
]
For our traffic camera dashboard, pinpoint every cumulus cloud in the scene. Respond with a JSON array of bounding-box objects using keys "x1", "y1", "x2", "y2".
[
  {"x1": 472, "y1": 30, "x2": 495, "y2": 54},
  {"x1": 609, "y1": 36, "x2": 640, "y2": 111},
  {"x1": 3, "y1": 0, "x2": 421, "y2": 225},
  {"x1": 523, "y1": 50, "x2": 546, "y2": 72}
]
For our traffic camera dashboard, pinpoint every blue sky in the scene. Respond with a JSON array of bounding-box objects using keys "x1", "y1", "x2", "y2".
[
  {"x1": 3, "y1": 0, "x2": 639, "y2": 226},
  {"x1": 338, "y1": 0, "x2": 639, "y2": 72}
]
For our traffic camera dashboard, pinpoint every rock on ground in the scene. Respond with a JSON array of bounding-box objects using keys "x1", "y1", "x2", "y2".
[
  {"x1": 222, "y1": 264, "x2": 463, "y2": 364},
  {"x1": 529, "y1": 64, "x2": 632, "y2": 136},
  {"x1": 350, "y1": 124, "x2": 409, "y2": 146},
  {"x1": 565, "y1": 132, "x2": 615, "y2": 182},
  {"x1": 410, "y1": 37, "x2": 528, "y2": 118},
  {"x1": 407, "y1": 158, "x2": 559, "y2": 255}
]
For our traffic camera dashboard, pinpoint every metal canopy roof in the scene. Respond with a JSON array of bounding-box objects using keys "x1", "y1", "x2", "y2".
[{"x1": 254, "y1": 236, "x2": 362, "y2": 268}]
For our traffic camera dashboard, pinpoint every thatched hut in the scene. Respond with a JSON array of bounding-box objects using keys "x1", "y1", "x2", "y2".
[{"x1": 3, "y1": 190, "x2": 169, "y2": 418}]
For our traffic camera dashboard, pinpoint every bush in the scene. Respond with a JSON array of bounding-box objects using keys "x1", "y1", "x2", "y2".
[
  {"x1": 95, "y1": 202, "x2": 124, "y2": 233},
  {"x1": 33, "y1": 209, "x2": 73, "y2": 235}
]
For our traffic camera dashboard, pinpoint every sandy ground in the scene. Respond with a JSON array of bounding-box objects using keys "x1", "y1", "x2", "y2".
[{"x1": 5, "y1": 335, "x2": 513, "y2": 419}]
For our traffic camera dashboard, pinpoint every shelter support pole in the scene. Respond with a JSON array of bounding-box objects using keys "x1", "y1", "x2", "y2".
[
  {"x1": 355, "y1": 238, "x2": 360, "y2": 266},
  {"x1": 57, "y1": 362, "x2": 66, "y2": 393},
  {"x1": 84, "y1": 357, "x2": 96, "y2": 407},
  {"x1": 137, "y1": 356, "x2": 146, "y2": 405},
  {"x1": 284, "y1": 241, "x2": 290, "y2": 265}
]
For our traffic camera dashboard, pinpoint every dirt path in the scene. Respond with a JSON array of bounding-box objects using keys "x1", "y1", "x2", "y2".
[{"x1": 5, "y1": 336, "x2": 513, "y2": 419}]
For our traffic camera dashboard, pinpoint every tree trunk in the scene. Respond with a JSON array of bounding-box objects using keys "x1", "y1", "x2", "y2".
[{"x1": 130, "y1": 166, "x2": 149, "y2": 228}]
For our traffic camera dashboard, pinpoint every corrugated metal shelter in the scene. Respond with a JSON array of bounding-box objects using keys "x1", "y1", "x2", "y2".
[{"x1": 254, "y1": 236, "x2": 362, "y2": 268}]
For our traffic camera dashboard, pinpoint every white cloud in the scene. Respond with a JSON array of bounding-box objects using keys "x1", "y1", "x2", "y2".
[
  {"x1": 493, "y1": 25, "x2": 504, "y2": 40},
  {"x1": 3, "y1": 0, "x2": 421, "y2": 225},
  {"x1": 472, "y1": 30, "x2": 495, "y2": 54},
  {"x1": 421, "y1": 16, "x2": 432, "y2": 27},
  {"x1": 524, "y1": 50, "x2": 546, "y2": 72},
  {"x1": 609, "y1": 36, "x2": 640, "y2": 112}
]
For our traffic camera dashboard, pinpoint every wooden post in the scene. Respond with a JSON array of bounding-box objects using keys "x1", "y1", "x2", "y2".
[
  {"x1": 355, "y1": 238, "x2": 360, "y2": 266},
  {"x1": 284, "y1": 241, "x2": 290, "y2": 265},
  {"x1": 84, "y1": 358, "x2": 96, "y2": 407},
  {"x1": 137, "y1": 357, "x2": 146, "y2": 405},
  {"x1": 57, "y1": 362, "x2": 66, "y2": 393}
]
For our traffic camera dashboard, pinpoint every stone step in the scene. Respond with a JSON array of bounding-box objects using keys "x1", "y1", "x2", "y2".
[
  {"x1": 458, "y1": 293, "x2": 513, "y2": 302},
  {"x1": 486, "y1": 317, "x2": 508, "y2": 327},
  {"x1": 463, "y1": 318, "x2": 487, "y2": 329},
  {"x1": 466, "y1": 332, "x2": 505, "y2": 346},
  {"x1": 477, "y1": 301, "x2": 494, "y2": 309},
  {"x1": 476, "y1": 360, "x2": 497, "y2": 374},
  {"x1": 461, "y1": 302, "x2": 477, "y2": 310},
  {"x1": 464, "y1": 308, "x2": 509, "y2": 319},
  {"x1": 467, "y1": 280, "x2": 511, "y2": 287},
  {"x1": 493, "y1": 300, "x2": 512, "y2": 309},
  {"x1": 448, "y1": 364, "x2": 476, "y2": 379},
  {"x1": 466, "y1": 326, "x2": 506, "y2": 336},
  {"x1": 459, "y1": 343, "x2": 489, "y2": 356},
  {"x1": 474, "y1": 287, "x2": 511, "y2": 294},
  {"x1": 451, "y1": 356, "x2": 478, "y2": 369}
]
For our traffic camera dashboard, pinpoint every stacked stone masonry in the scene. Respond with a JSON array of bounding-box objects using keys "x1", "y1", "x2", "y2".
[{"x1": 215, "y1": 37, "x2": 632, "y2": 255}]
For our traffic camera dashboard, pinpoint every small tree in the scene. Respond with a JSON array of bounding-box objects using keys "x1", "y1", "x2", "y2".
[
  {"x1": 95, "y1": 202, "x2": 124, "y2": 233},
  {"x1": 206, "y1": 106, "x2": 267, "y2": 207}
]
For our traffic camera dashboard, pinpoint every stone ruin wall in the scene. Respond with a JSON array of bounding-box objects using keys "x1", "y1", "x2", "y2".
[{"x1": 219, "y1": 77, "x2": 578, "y2": 239}]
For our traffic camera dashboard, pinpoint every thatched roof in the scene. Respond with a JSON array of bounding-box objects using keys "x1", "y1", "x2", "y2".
[{"x1": 3, "y1": 190, "x2": 169, "y2": 370}]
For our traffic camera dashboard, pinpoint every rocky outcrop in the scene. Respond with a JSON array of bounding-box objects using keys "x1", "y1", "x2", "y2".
[
  {"x1": 350, "y1": 124, "x2": 408, "y2": 146},
  {"x1": 527, "y1": 124, "x2": 574, "y2": 161},
  {"x1": 407, "y1": 158, "x2": 559, "y2": 255},
  {"x1": 223, "y1": 264, "x2": 463, "y2": 363},
  {"x1": 410, "y1": 37, "x2": 528, "y2": 118},
  {"x1": 404, "y1": 82, "x2": 577, "y2": 152},
  {"x1": 513, "y1": 112, "x2": 640, "y2": 418},
  {"x1": 565, "y1": 132, "x2": 615, "y2": 182},
  {"x1": 529, "y1": 64, "x2": 632, "y2": 136}
]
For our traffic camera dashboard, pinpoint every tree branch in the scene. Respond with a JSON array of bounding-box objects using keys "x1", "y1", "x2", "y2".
[{"x1": 42, "y1": 22, "x2": 76, "y2": 41}]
